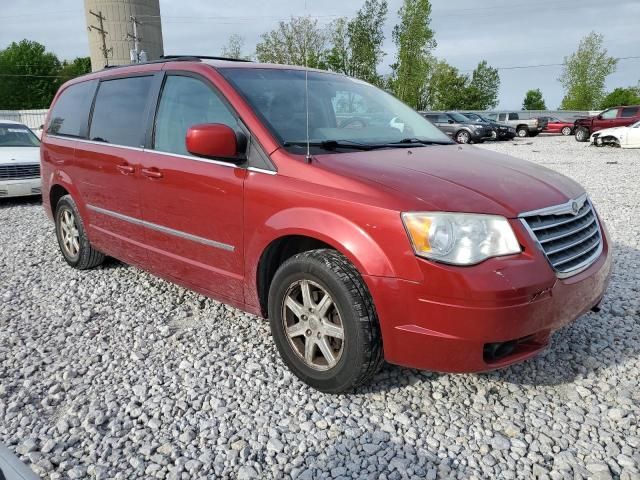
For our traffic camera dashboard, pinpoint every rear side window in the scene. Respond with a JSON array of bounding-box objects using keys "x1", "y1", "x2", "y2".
[
  {"x1": 508, "y1": 113, "x2": 519, "y2": 120},
  {"x1": 48, "y1": 81, "x2": 96, "y2": 137},
  {"x1": 153, "y1": 75, "x2": 237, "y2": 156},
  {"x1": 498, "y1": 113, "x2": 507, "y2": 121},
  {"x1": 621, "y1": 107, "x2": 639, "y2": 118},
  {"x1": 600, "y1": 108, "x2": 619, "y2": 119},
  {"x1": 90, "y1": 76, "x2": 153, "y2": 147}
]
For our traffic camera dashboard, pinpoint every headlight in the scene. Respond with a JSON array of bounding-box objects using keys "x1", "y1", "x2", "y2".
[{"x1": 401, "y1": 212, "x2": 521, "y2": 265}]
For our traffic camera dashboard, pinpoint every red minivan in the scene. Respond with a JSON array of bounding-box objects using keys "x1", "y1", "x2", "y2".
[{"x1": 41, "y1": 57, "x2": 612, "y2": 392}]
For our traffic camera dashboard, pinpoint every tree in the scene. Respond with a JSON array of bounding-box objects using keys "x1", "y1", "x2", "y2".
[
  {"x1": 464, "y1": 61, "x2": 500, "y2": 110},
  {"x1": 255, "y1": 16, "x2": 327, "y2": 68},
  {"x1": 346, "y1": 0, "x2": 388, "y2": 85},
  {"x1": 425, "y1": 59, "x2": 469, "y2": 110},
  {"x1": 559, "y1": 32, "x2": 617, "y2": 110},
  {"x1": 599, "y1": 86, "x2": 640, "y2": 109},
  {"x1": 323, "y1": 1, "x2": 388, "y2": 86},
  {"x1": 221, "y1": 34, "x2": 249, "y2": 60},
  {"x1": 522, "y1": 88, "x2": 547, "y2": 110},
  {"x1": 59, "y1": 57, "x2": 91, "y2": 84},
  {"x1": 0, "y1": 39, "x2": 61, "y2": 109},
  {"x1": 390, "y1": 0, "x2": 436, "y2": 109}
]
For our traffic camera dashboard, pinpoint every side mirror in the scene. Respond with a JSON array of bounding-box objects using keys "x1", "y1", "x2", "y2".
[
  {"x1": 596, "y1": 115, "x2": 603, "y2": 120},
  {"x1": 448, "y1": 119, "x2": 454, "y2": 124},
  {"x1": 185, "y1": 123, "x2": 245, "y2": 162}
]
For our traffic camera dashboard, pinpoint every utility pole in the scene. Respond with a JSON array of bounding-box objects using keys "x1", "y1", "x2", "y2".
[
  {"x1": 88, "y1": 10, "x2": 112, "y2": 67},
  {"x1": 127, "y1": 15, "x2": 142, "y2": 63}
]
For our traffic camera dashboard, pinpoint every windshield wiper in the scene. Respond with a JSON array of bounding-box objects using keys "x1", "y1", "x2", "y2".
[
  {"x1": 387, "y1": 138, "x2": 454, "y2": 146},
  {"x1": 283, "y1": 140, "x2": 384, "y2": 151}
]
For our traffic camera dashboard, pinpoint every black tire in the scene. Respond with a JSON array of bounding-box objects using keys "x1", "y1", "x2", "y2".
[
  {"x1": 55, "y1": 195, "x2": 105, "y2": 269},
  {"x1": 561, "y1": 126, "x2": 572, "y2": 136},
  {"x1": 575, "y1": 127, "x2": 590, "y2": 142},
  {"x1": 268, "y1": 249, "x2": 383, "y2": 393},
  {"x1": 455, "y1": 130, "x2": 471, "y2": 144},
  {"x1": 516, "y1": 126, "x2": 529, "y2": 138}
]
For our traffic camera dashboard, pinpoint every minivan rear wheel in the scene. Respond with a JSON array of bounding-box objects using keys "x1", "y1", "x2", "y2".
[
  {"x1": 55, "y1": 195, "x2": 105, "y2": 269},
  {"x1": 268, "y1": 249, "x2": 383, "y2": 393}
]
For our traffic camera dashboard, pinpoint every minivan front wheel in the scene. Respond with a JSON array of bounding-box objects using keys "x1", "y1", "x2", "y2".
[
  {"x1": 268, "y1": 249, "x2": 383, "y2": 393},
  {"x1": 55, "y1": 195, "x2": 105, "y2": 269}
]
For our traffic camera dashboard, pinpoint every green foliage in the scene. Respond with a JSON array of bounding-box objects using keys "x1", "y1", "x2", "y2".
[
  {"x1": 599, "y1": 86, "x2": 640, "y2": 109},
  {"x1": 425, "y1": 59, "x2": 469, "y2": 110},
  {"x1": 221, "y1": 34, "x2": 250, "y2": 60},
  {"x1": 347, "y1": 0, "x2": 388, "y2": 86},
  {"x1": 390, "y1": 0, "x2": 436, "y2": 109},
  {"x1": 0, "y1": 40, "x2": 61, "y2": 109},
  {"x1": 423, "y1": 59, "x2": 500, "y2": 111},
  {"x1": 522, "y1": 88, "x2": 547, "y2": 110},
  {"x1": 464, "y1": 61, "x2": 500, "y2": 110},
  {"x1": 255, "y1": 16, "x2": 327, "y2": 68},
  {"x1": 324, "y1": 1, "x2": 388, "y2": 86},
  {"x1": 559, "y1": 32, "x2": 617, "y2": 110},
  {"x1": 59, "y1": 57, "x2": 91, "y2": 84}
]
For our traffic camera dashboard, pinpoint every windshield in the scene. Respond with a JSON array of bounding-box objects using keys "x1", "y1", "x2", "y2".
[
  {"x1": 219, "y1": 68, "x2": 452, "y2": 150},
  {"x1": 0, "y1": 124, "x2": 40, "y2": 147},
  {"x1": 448, "y1": 112, "x2": 471, "y2": 123}
]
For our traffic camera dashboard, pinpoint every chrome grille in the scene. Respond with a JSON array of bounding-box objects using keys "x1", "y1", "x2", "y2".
[
  {"x1": 521, "y1": 195, "x2": 602, "y2": 277},
  {"x1": 0, "y1": 163, "x2": 40, "y2": 180}
]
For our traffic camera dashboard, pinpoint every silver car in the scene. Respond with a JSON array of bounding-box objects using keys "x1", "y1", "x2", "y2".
[{"x1": 0, "y1": 121, "x2": 41, "y2": 198}]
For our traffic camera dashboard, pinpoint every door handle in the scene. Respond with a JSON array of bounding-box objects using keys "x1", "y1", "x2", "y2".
[
  {"x1": 141, "y1": 167, "x2": 163, "y2": 179},
  {"x1": 116, "y1": 163, "x2": 135, "y2": 175}
]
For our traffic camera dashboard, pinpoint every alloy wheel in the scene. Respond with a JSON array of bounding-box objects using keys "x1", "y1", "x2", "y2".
[
  {"x1": 59, "y1": 208, "x2": 80, "y2": 259},
  {"x1": 457, "y1": 131, "x2": 470, "y2": 144},
  {"x1": 561, "y1": 126, "x2": 572, "y2": 136},
  {"x1": 281, "y1": 279, "x2": 344, "y2": 371}
]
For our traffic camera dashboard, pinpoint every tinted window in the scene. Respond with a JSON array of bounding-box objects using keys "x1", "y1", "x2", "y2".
[
  {"x1": 508, "y1": 113, "x2": 520, "y2": 120},
  {"x1": 498, "y1": 114, "x2": 507, "y2": 121},
  {"x1": 601, "y1": 108, "x2": 619, "y2": 119},
  {"x1": 48, "y1": 81, "x2": 96, "y2": 137},
  {"x1": 621, "y1": 107, "x2": 639, "y2": 118},
  {"x1": 154, "y1": 75, "x2": 237, "y2": 156},
  {"x1": 90, "y1": 76, "x2": 153, "y2": 147}
]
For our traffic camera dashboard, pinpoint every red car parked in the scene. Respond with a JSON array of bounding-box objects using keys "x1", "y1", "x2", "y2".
[
  {"x1": 41, "y1": 58, "x2": 612, "y2": 392},
  {"x1": 540, "y1": 116, "x2": 574, "y2": 136},
  {"x1": 574, "y1": 105, "x2": 640, "y2": 142}
]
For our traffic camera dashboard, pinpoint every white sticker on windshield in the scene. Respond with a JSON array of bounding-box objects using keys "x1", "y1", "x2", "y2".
[{"x1": 7, "y1": 128, "x2": 27, "y2": 133}]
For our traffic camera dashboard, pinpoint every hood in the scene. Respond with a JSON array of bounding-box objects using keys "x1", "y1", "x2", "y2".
[
  {"x1": 593, "y1": 126, "x2": 626, "y2": 137},
  {"x1": 314, "y1": 145, "x2": 584, "y2": 218},
  {"x1": 0, "y1": 147, "x2": 40, "y2": 165}
]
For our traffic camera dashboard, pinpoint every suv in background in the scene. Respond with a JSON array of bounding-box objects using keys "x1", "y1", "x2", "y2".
[
  {"x1": 421, "y1": 111, "x2": 494, "y2": 144},
  {"x1": 41, "y1": 57, "x2": 611, "y2": 392},
  {"x1": 485, "y1": 112, "x2": 547, "y2": 138},
  {"x1": 461, "y1": 112, "x2": 516, "y2": 141},
  {"x1": 574, "y1": 106, "x2": 640, "y2": 142}
]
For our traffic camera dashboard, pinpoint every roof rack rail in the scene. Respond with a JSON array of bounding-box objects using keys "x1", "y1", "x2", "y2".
[
  {"x1": 101, "y1": 56, "x2": 198, "y2": 71},
  {"x1": 161, "y1": 55, "x2": 251, "y2": 63}
]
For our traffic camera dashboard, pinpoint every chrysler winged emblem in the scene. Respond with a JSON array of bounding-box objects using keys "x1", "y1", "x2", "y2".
[{"x1": 571, "y1": 201, "x2": 579, "y2": 215}]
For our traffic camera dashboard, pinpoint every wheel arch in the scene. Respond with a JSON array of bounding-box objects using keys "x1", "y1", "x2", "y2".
[{"x1": 249, "y1": 208, "x2": 399, "y2": 317}]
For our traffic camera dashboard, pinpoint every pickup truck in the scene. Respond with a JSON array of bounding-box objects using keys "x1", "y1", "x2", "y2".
[
  {"x1": 574, "y1": 105, "x2": 640, "y2": 142},
  {"x1": 484, "y1": 112, "x2": 547, "y2": 138}
]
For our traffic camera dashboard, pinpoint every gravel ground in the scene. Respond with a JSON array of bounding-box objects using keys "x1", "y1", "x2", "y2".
[{"x1": 1, "y1": 135, "x2": 639, "y2": 480}]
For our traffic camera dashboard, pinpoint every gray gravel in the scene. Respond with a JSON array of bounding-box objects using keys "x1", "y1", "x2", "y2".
[{"x1": 1, "y1": 135, "x2": 639, "y2": 479}]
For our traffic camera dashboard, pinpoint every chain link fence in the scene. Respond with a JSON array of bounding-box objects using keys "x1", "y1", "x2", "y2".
[{"x1": 0, "y1": 110, "x2": 48, "y2": 130}]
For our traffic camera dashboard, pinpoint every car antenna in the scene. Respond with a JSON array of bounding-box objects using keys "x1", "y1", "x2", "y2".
[{"x1": 304, "y1": 1, "x2": 312, "y2": 163}]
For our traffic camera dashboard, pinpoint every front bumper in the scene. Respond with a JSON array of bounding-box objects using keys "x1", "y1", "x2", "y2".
[
  {"x1": 0, "y1": 178, "x2": 41, "y2": 198},
  {"x1": 366, "y1": 218, "x2": 612, "y2": 373}
]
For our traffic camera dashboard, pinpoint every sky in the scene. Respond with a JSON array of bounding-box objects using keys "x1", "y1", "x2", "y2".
[{"x1": 1, "y1": 0, "x2": 639, "y2": 109}]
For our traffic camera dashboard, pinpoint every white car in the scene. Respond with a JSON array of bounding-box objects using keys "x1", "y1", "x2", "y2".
[
  {"x1": 0, "y1": 120, "x2": 42, "y2": 198},
  {"x1": 591, "y1": 120, "x2": 640, "y2": 148}
]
